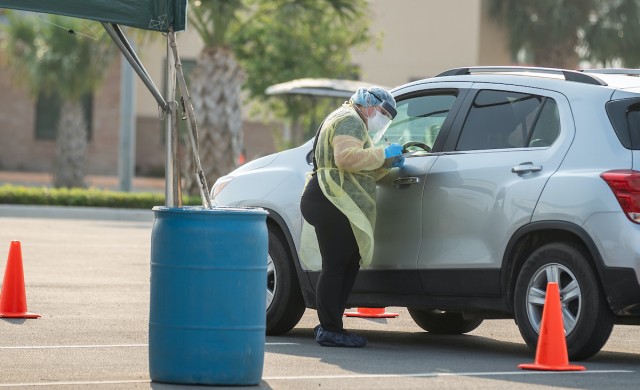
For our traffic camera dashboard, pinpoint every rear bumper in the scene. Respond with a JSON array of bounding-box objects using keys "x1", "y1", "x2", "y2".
[
  {"x1": 598, "y1": 266, "x2": 640, "y2": 316},
  {"x1": 583, "y1": 212, "x2": 640, "y2": 315}
]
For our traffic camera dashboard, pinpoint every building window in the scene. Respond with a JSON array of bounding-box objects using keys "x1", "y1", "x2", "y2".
[{"x1": 34, "y1": 92, "x2": 93, "y2": 140}]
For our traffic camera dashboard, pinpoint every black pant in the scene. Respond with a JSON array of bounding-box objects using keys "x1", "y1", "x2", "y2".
[{"x1": 300, "y1": 174, "x2": 361, "y2": 332}]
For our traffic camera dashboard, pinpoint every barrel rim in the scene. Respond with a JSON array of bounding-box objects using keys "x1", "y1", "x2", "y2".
[{"x1": 152, "y1": 206, "x2": 268, "y2": 215}]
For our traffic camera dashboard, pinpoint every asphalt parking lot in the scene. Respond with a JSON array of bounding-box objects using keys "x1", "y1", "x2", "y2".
[{"x1": 0, "y1": 205, "x2": 639, "y2": 389}]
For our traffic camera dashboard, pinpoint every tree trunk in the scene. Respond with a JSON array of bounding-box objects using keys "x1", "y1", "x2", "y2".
[
  {"x1": 183, "y1": 46, "x2": 245, "y2": 196},
  {"x1": 53, "y1": 100, "x2": 88, "y2": 188},
  {"x1": 532, "y1": 39, "x2": 580, "y2": 69}
]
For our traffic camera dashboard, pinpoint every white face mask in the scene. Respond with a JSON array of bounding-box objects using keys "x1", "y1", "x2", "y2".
[{"x1": 367, "y1": 110, "x2": 392, "y2": 143}]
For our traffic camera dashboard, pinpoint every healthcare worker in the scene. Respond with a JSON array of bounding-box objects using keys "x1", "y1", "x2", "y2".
[{"x1": 300, "y1": 86, "x2": 403, "y2": 348}]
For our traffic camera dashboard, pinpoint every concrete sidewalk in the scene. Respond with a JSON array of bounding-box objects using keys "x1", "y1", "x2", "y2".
[{"x1": 0, "y1": 204, "x2": 154, "y2": 222}]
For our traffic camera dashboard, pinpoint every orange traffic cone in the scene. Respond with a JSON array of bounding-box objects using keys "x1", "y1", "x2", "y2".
[
  {"x1": 344, "y1": 307, "x2": 399, "y2": 318},
  {"x1": 0, "y1": 241, "x2": 40, "y2": 318},
  {"x1": 518, "y1": 282, "x2": 584, "y2": 371}
]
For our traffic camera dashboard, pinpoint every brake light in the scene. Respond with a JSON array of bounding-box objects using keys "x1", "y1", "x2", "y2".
[{"x1": 600, "y1": 170, "x2": 640, "y2": 223}]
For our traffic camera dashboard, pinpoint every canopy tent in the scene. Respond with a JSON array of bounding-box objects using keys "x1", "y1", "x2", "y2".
[
  {"x1": 0, "y1": 0, "x2": 207, "y2": 207},
  {"x1": 0, "y1": 0, "x2": 187, "y2": 32}
]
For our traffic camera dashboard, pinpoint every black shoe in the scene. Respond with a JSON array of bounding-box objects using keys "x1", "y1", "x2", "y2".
[
  {"x1": 313, "y1": 324, "x2": 323, "y2": 339},
  {"x1": 343, "y1": 331, "x2": 367, "y2": 347},
  {"x1": 316, "y1": 328, "x2": 367, "y2": 348}
]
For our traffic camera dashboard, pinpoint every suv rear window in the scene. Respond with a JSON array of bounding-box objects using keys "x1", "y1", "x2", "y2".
[
  {"x1": 456, "y1": 90, "x2": 559, "y2": 151},
  {"x1": 606, "y1": 98, "x2": 640, "y2": 150}
]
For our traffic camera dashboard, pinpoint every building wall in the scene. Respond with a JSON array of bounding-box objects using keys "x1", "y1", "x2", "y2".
[
  {"x1": 135, "y1": 116, "x2": 166, "y2": 176},
  {"x1": 354, "y1": 0, "x2": 484, "y2": 86},
  {"x1": 0, "y1": 59, "x2": 122, "y2": 174},
  {"x1": 0, "y1": 66, "x2": 41, "y2": 171},
  {"x1": 352, "y1": 0, "x2": 509, "y2": 87},
  {"x1": 88, "y1": 62, "x2": 122, "y2": 174}
]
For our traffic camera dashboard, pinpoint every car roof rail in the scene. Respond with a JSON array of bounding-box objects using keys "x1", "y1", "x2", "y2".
[
  {"x1": 580, "y1": 68, "x2": 640, "y2": 76},
  {"x1": 436, "y1": 66, "x2": 607, "y2": 86}
]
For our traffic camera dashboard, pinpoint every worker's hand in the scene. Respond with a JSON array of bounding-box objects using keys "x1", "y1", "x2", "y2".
[
  {"x1": 384, "y1": 143, "x2": 403, "y2": 158},
  {"x1": 391, "y1": 155, "x2": 405, "y2": 168}
]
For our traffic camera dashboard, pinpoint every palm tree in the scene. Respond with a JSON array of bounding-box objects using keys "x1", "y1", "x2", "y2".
[
  {"x1": 183, "y1": 0, "x2": 365, "y2": 194},
  {"x1": 489, "y1": 0, "x2": 593, "y2": 68},
  {"x1": 489, "y1": 0, "x2": 640, "y2": 68},
  {"x1": 1, "y1": 13, "x2": 115, "y2": 188},
  {"x1": 583, "y1": 0, "x2": 640, "y2": 67}
]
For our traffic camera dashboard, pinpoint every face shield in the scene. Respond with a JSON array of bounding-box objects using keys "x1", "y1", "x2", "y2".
[
  {"x1": 367, "y1": 109, "x2": 392, "y2": 143},
  {"x1": 367, "y1": 90, "x2": 397, "y2": 143}
]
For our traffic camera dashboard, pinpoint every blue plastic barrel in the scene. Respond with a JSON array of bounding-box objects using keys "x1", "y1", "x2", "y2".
[{"x1": 149, "y1": 206, "x2": 268, "y2": 386}]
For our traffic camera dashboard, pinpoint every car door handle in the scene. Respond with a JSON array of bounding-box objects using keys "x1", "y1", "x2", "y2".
[
  {"x1": 511, "y1": 162, "x2": 542, "y2": 174},
  {"x1": 393, "y1": 177, "x2": 420, "y2": 186}
]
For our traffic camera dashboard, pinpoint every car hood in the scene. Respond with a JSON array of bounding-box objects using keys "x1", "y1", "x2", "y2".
[{"x1": 231, "y1": 153, "x2": 280, "y2": 175}]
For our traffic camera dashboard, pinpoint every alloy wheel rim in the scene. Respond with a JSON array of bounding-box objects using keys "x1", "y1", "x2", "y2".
[
  {"x1": 526, "y1": 263, "x2": 581, "y2": 335},
  {"x1": 266, "y1": 255, "x2": 277, "y2": 309}
]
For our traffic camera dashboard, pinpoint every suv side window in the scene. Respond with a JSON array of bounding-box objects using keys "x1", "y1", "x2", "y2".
[
  {"x1": 629, "y1": 105, "x2": 640, "y2": 148},
  {"x1": 382, "y1": 93, "x2": 457, "y2": 149},
  {"x1": 606, "y1": 98, "x2": 640, "y2": 149},
  {"x1": 528, "y1": 99, "x2": 560, "y2": 147},
  {"x1": 456, "y1": 90, "x2": 559, "y2": 151}
]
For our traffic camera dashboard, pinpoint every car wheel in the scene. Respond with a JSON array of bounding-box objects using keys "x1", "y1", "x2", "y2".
[
  {"x1": 407, "y1": 308, "x2": 483, "y2": 334},
  {"x1": 266, "y1": 228, "x2": 305, "y2": 335},
  {"x1": 513, "y1": 242, "x2": 614, "y2": 361}
]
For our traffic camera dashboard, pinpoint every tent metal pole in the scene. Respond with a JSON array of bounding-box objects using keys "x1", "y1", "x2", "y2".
[
  {"x1": 165, "y1": 34, "x2": 181, "y2": 207},
  {"x1": 167, "y1": 30, "x2": 211, "y2": 209},
  {"x1": 118, "y1": 54, "x2": 136, "y2": 192},
  {"x1": 101, "y1": 23, "x2": 168, "y2": 112},
  {"x1": 101, "y1": 22, "x2": 181, "y2": 206}
]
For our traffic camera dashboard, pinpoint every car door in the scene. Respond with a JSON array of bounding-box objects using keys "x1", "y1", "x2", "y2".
[
  {"x1": 416, "y1": 85, "x2": 575, "y2": 297},
  {"x1": 352, "y1": 82, "x2": 471, "y2": 293}
]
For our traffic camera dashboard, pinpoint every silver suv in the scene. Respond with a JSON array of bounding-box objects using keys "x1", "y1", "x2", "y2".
[{"x1": 211, "y1": 67, "x2": 640, "y2": 360}]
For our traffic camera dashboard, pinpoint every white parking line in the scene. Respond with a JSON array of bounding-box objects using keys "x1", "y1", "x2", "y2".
[
  {"x1": 0, "y1": 344, "x2": 147, "y2": 349},
  {"x1": 266, "y1": 342, "x2": 299, "y2": 345},
  {"x1": 263, "y1": 369, "x2": 634, "y2": 380},
  {"x1": 0, "y1": 370, "x2": 633, "y2": 387},
  {"x1": 0, "y1": 342, "x2": 298, "y2": 350},
  {"x1": 0, "y1": 380, "x2": 149, "y2": 387}
]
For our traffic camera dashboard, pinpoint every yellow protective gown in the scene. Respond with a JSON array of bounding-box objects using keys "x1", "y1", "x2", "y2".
[{"x1": 299, "y1": 102, "x2": 389, "y2": 271}]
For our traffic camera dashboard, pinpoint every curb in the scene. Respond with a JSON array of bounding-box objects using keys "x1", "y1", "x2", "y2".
[{"x1": 0, "y1": 204, "x2": 154, "y2": 222}]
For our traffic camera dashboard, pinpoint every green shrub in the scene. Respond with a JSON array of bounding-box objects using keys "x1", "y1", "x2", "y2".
[{"x1": 0, "y1": 184, "x2": 201, "y2": 209}]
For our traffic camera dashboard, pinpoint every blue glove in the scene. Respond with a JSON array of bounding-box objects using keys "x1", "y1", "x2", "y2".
[
  {"x1": 384, "y1": 143, "x2": 403, "y2": 158},
  {"x1": 391, "y1": 155, "x2": 405, "y2": 168}
]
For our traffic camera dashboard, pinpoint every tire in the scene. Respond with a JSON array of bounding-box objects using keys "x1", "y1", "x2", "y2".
[
  {"x1": 408, "y1": 308, "x2": 483, "y2": 334},
  {"x1": 513, "y1": 242, "x2": 614, "y2": 361},
  {"x1": 266, "y1": 228, "x2": 305, "y2": 335}
]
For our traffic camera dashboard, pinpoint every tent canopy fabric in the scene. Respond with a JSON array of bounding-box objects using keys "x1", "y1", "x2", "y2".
[{"x1": 0, "y1": 0, "x2": 187, "y2": 32}]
